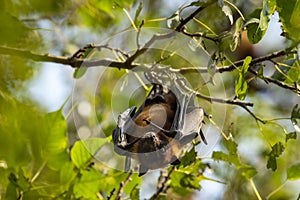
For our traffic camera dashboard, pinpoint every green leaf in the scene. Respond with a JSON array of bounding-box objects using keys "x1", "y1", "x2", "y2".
[
  {"x1": 130, "y1": 184, "x2": 140, "y2": 200},
  {"x1": 170, "y1": 170, "x2": 200, "y2": 195},
  {"x1": 271, "y1": 59, "x2": 296, "y2": 82},
  {"x1": 291, "y1": 104, "x2": 300, "y2": 132},
  {"x1": 73, "y1": 168, "x2": 103, "y2": 199},
  {"x1": 73, "y1": 67, "x2": 88, "y2": 79},
  {"x1": 259, "y1": 0, "x2": 269, "y2": 31},
  {"x1": 179, "y1": 146, "x2": 197, "y2": 167},
  {"x1": 224, "y1": 139, "x2": 238, "y2": 155},
  {"x1": 286, "y1": 132, "x2": 297, "y2": 143},
  {"x1": 246, "y1": 9, "x2": 267, "y2": 44},
  {"x1": 267, "y1": 142, "x2": 285, "y2": 171},
  {"x1": 60, "y1": 162, "x2": 77, "y2": 186},
  {"x1": 44, "y1": 110, "x2": 69, "y2": 170},
  {"x1": 134, "y1": 2, "x2": 143, "y2": 24},
  {"x1": 267, "y1": 0, "x2": 277, "y2": 14},
  {"x1": 212, "y1": 151, "x2": 230, "y2": 161},
  {"x1": 287, "y1": 163, "x2": 300, "y2": 180},
  {"x1": 212, "y1": 151, "x2": 240, "y2": 166},
  {"x1": 267, "y1": 155, "x2": 277, "y2": 171},
  {"x1": 270, "y1": 142, "x2": 285, "y2": 157},
  {"x1": 291, "y1": 104, "x2": 300, "y2": 120},
  {"x1": 45, "y1": 110, "x2": 67, "y2": 155},
  {"x1": 257, "y1": 64, "x2": 264, "y2": 78},
  {"x1": 235, "y1": 56, "x2": 252, "y2": 100},
  {"x1": 70, "y1": 138, "x2": 107, "y2": 169},
  {"x1": 285, "y1": 60, "x2": 300, "y2": 84},
  {"x1": 5, "y1": 181, "x2": 19, "y2": 200},
  {"x1": 276, "y1": 0, "x2": 300, "y2": 41},
  {"x1": 212, "y1": 140, "x2": 241, "y2": 166},
  {"x1": 230, "y1": 17, "x2": 243, "y2": 51},
  {"x1": 222, "y1": 5, "x2": 233, "y2": 25},
  {"x1": 240, "y1": 166, "x2": 258, "y2": 179}
]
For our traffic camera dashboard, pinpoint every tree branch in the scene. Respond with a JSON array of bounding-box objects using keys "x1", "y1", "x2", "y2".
[
  {"x1": 0, "y1": 46, "x2": 137, "y2": 69},
  {"x1": 177, "y1": 50, "x2": 297, "y2": 74},
  {"x1": 125, "y1": 3, "x2": 214, "y2": 65},
  {"x1": 112, "y1": 171, "x2": 133, "y2": 200},
  {"x1": 151, "y1": 167, "x2": 175, "y2": 200}
]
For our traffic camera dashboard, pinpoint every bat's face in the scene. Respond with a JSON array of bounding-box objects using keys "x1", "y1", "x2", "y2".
[{"x1": 112, "y1": 83, "x2": 205, "y2": 176}]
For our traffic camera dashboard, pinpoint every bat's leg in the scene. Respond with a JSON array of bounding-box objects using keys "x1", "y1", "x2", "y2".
[{"x1": 124, "y1": 156, "x2": 131, "y2": 172}]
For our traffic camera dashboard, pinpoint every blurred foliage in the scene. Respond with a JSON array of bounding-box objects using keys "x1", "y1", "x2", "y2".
[{"x1": 0, "y1": 0, "x2": 300, "y2": 199}]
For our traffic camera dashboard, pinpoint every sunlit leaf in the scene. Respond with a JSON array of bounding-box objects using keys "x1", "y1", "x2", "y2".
[
  {"x1": 45, "y1": 110, "x2": 67, "y2": 155},
  {"x1": 277, "y1": 0, "x2": 300, "y2": 41},
  {"x1": 123, "y1": 173, "x2": 141, "y2": 196},
  {"x1": 60, "y1": 162, "x2": 77, "y2": 186},
  {"x1": 70, "y1": 138, "x2": 107, "y2": 169},
  {"x1": 287, "y1": 163, "x2": 300, "y2": 180},
  {"x1": 222, "y1": 5, "x2": 233, "y2": 25},
  {"x1": 235, "y1": 56, "x2": 252, "y2": 100},
  {"x1": 129, "y1": 184, "x2": 140, "y2": 200},
  {"x1": 267, "y1": 0, "x2": 277, "y2": 14},
  {"x1": 73, "y1": 168, "x2": 103, "y2": 199}
]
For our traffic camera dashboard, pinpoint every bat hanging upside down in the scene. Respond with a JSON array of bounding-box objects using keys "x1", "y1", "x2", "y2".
[{"x1": 112, "y1": 83, "x2": 207, "y2": 176}]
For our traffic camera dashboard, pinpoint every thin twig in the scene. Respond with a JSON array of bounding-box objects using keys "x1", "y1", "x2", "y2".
[
  {"x1": 107, "y1": 188, "x2": 116, "y2": 200},
  {"x1": 194, "y1": 88, "x2": 265, "y2": 123},
  {"x1": 151, "y1": 166, "x2": 175, "y2": 200},
  {"x1": 248, "y1": 68, "x2": 300, "y2": 95},
  {"x1": 177, "y1": 50, "x2": 297, "y2": 74},
  {"x1": 125, "y1": 3, "x2": 214, "y2": 65},
  {"x1": 181, "y1": 28, "x2": 218, "y2": 42},
  {"x1": 115, "y1": 171, "x2": 133, "y2": 200}
]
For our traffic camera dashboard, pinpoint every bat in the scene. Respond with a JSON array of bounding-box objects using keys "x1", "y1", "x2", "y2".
[{"x1": 112, "y1": 65, "x2": 207, "y2": 176}]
